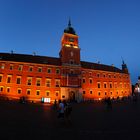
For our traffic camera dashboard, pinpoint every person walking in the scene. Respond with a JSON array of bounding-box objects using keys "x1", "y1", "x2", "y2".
[{"x1": 57, "y1": 99, "x2": 65, "y2": 119}]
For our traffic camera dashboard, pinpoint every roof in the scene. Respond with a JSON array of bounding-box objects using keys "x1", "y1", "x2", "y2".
[
  {"x1": 0, "y1": 52, "x2": 126, "y2": 73},
  {"x1": 81, "y1": 61, "x2": 124, "y2": 73},
  {"x1": 0, "y1": 53, "x2": 61, "y2": 66}
]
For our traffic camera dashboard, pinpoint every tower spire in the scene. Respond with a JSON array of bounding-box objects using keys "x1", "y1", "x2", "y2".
[{"x1": 68, "y1": 18, "x2": 71, "y2": 27}]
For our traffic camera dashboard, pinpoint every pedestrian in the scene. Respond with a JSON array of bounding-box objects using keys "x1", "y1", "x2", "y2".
[
  {"x1": 64, "y1": 101, "x2": 72, "y2": 124},
  {"x1": 53, "y1": 99, "x2": 57, "y2": 110},
  {"x1": 57, "y1": 99, "x2": 65, "y2": 119}
]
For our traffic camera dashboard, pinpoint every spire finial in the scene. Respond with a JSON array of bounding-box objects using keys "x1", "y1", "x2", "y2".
[
  {"x1": 121, "y1": 56, "x2": 125, "y2": 64},
  {"x1": 68, "y1": 18, "x2": 71, "y2": 27}
]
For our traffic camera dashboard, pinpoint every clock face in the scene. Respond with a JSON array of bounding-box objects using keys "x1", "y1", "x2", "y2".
[
  {"x1": 69, "y1": 38, "x2": 74, "y2": 42},
  {"x1": 70, "y1": 51, "x2": 73, "y2": 57}
]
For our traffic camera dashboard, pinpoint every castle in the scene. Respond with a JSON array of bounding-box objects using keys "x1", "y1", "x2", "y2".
[{"x1": 0, "y1": 21, "x2": 132, "y2": 103}]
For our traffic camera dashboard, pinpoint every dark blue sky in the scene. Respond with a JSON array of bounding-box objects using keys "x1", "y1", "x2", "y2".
[{"x1": 0, "y1": 0, "x2": 140, "y2": 84}]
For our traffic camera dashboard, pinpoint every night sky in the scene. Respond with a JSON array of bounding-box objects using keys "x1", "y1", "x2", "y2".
[{"x1": 0, "y1": 0, "x2": 140, "y2": 84}]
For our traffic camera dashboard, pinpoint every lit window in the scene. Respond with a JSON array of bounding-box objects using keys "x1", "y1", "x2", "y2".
[
  {"x1": 1, "y1": 64, "x2": 5, "y2": 69},
  {"x1": 89, "y1": 79, "x2": 92, "y2": 84},
  {"x1": 16, "y1": 77, "x2": 21, "y2": 84},
  {"x1": 70, "y1": 60, "x2": 74, "y2": 64},
  {"x1": 27, "y1": 89, "x2": 31, "y2": 95},
  {"x1": 36, "y1": 90, "x2": 40, "y2": 95},
  {"x1": 46, "y1": 79, "x2": 51, "y2": 87},
  {"x1": 83, "y1": 78, "x2": 86, "y2": 83},
  {"x1": 10, "y1": 64, "x2": 14, "y2": 70},
  {"x1": 0, "y1": 86, "x2": 4, "y2": 92},
  {"x1": 29, "y1": 66, "x2": 33, "y2": 72},
  {"x1": 38, "y1": 67, "x2": 42, "y2": 72},
  {"x1": 27, "y1": 77, "x2": 32, "y2": 85},
  {"x1": 55, "y1": 79, "x2": 60, "y2": 87},
  {"x1": 0, "y1": 75, "x2": 3, "y2": 82},
  {"x1": 17, "y1": 88, "x2": 22, "y2": 94},
  {"x1": 7, "y1": 87, "x2": 10, "y2": 93},
  {"x1": 110, "y1": 83, "x2": 112, "y2": 88},
  {"x1": 55, "y1": 91, "x2": 59, "y2": 96},
  {"x1": 83, "y1": 91, "x2": 85, "y2": 94},
  {"x1": 56, "y1": 69, "x2": 60, "y2": 74},
  {"x1": 18, "y1": 65, "x2": 23, "y2": 71},
  {"x1": 104, "y1": 83, "x2": 107, "y2": 88},
  {"x1": 7, "y1": 75, "x2": 12, "y2": 83},
  {"x1": 36, "y1": 78, "x2": 41, "y2": 86},
  {"x1": 98, "y1": 83, "x2": 101, "y2": 88},
  {"x1": 46, "y1": 91, "x2": 50, "y2": 96},
  {"x1": 47, "y1": 68, "x2": 51, "y2": 73}
]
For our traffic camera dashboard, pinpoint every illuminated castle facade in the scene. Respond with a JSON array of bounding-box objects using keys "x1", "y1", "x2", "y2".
[{"x1": 0, "y1": 21, "x2": 132, "y2": 103}]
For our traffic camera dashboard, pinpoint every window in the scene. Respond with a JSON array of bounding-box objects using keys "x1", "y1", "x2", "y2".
[
  {"x1": 27, "y1": 89, "x2": 31, "y2": 95},
  {"x1": 98, "y1": 92, "x2": 100, "y2": 96},
  {"x1": 47, "y1": 68, "x2": 51, "y2": 73},
  {"x1": 120, "y1": 83, "x2": 122, "y2": 88},
  {"x1": 10, "y1": 64, "x2": 13, "y2": 70},
  {"x1": 89, "y1": 72, "x2": 92, "y2": 76},
  {"x1": 104, "y1": 83, "x2": 107, "y2": 88},
  {"x1": 0, "y1": 75, "x2": 3, "y2": 82},
  {"x1": 46, "y1": 91, "x2": 50, "y2": 96},
  {"x1": 56, "y1": 69, "x2": 60, "y2": 74},
  {"x1": 89, "y1": 79, "x2": 92, "y2": 84},
  {"x1": 0, "y1": 86, "x2": 4, "y2": 92},
  {"x1": 110, "y1": 92, "x2": 112, "y2": 95},
  {"x1": 16, "y1": 77, "x2": 21, "y2": 84},
  {"x1": 46, "y1": 79, "x2": 51, "y2": 87},
  {"x1": 7, "y1": 87, "x2": 10, "y2": 93},
  {"x1": 105, "y1": 92, "x2": 107, "y2": 95},
  {"x1": 83, "y1": 91, "x2": 86, "y2": 94},
  {"x1": 55, "y1": 91, "x2": 59, "y2": 96},
  {"x1": 110, "y1": 83, "x2": 112, "y2": 88},
  {"x1": 90, "y1": 90, "x2": 92, "y2": 94},
  {"x1": 36, "y1": 90, "x2": 40, "y2": 95},
  {"x1": 36, "y1": 78, "x2": 41, "y2": 86},
  {"x1": 7, "y1": 75, "x2": 12, "y2": 83},
  {"x1": 97, "y1": 74, "x2": 100, "y2": 77},
  {"x1": 18, "y1": 65, "x2": 23, "y2": 71},
  {"x1": 82, "y1": 78, "x2": 86, "y2": 83},
  {"x1": 29, "y1": 66, "x2": 33, "y2": 72},
  {"x1": 17, "y1": 88, "x2": 22, "y2": 94},
  {"x1": 55, "y1": 79, "x2": 60, "y2": 87},
  {"x1": 27, "y1": 77, "x2": 32, "y2": 85},
  {"x1": 98, "y1": 83, "x2": 101, "y2": 88},
  {"x1": 38, "y1": 67, "x2": 42, "y2": 72},
  {"x1": 1, "y1": 64, "x2": 5, "y2": 69},
  {"x1": 70, "y1": 59, "x2": 74, "y2": 64},
  {"x1": 114, "y1": 83, "x2": 117, "y2": 88}
]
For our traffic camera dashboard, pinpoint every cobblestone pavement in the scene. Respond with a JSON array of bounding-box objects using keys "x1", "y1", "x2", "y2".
[{"x1": 0, "y1": 99, "x2": 140, "y2": 140}]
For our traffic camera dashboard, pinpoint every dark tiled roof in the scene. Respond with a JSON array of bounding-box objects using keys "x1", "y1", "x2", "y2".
[
  {"x1": 81, "y1": 61, "x2": 124, "y2": 73},
  {"x1": 0, "y1": 52, "x2": 125, "y2": 73},
  {"x1": 0, "y1": 53, "x2": 61, "y2": 66}
]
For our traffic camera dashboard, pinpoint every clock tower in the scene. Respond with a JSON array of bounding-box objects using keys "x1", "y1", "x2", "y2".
[
  {"x1": 59, "y1": 20, "x2": 80, "y2": 65},
  {"x1": 59, "y1": 20, "x2": 82, "y2": 102}
]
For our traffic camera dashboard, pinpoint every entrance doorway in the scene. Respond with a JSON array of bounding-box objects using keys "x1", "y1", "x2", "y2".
[{"x1": 69, "y1": 91, "x2": 75, "y2": 102}]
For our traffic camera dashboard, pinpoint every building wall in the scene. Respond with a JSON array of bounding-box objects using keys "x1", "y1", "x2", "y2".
[
  {"x1": 0, "y1": 61, "x2": 61, "y2": 102},
  {"x1": 81, "y1": 68, "x2": 132, "y2": 100},
  {"x1": 0, "y1": 60, "x2": 132, "y2": 102}
]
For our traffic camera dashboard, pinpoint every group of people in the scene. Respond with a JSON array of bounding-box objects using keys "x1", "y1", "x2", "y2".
[{"x1": 53, "y1": 99, "x2": 72, "y2": 123}]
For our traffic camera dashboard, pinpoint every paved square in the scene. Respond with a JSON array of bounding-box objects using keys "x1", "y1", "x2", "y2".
[{"x1": 0, "y1": 99, "x2": 140, "y2": 140}]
